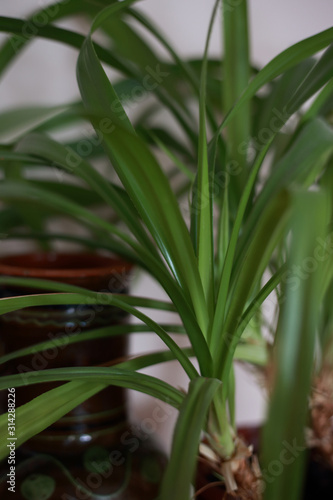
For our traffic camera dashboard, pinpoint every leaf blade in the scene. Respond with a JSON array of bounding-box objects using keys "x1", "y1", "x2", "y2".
[{"x1": 159, "y1": 377, "x2": 221, "y2": 500}]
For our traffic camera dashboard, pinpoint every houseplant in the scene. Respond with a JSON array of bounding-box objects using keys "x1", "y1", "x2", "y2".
[{"x1": 0, "y1": 0, "x2": 332, "y2": 498}]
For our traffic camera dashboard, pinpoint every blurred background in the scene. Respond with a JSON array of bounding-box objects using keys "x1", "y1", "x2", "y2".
[{"x1": 0, "y1": 0, "x2": 332, "y2": 451}]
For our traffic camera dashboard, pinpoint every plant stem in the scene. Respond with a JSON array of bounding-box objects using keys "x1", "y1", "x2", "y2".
[{"x1": 207, "y1": 388, "x2": 235, "y2": 460}]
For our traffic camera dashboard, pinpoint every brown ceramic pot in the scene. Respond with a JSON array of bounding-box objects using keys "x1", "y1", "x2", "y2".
[
  {"x1": 0, "y1": 252, "x2": 132, "y2": 454},
  {"x1": 0, "y1": 252, "x2": 166, "y2": 499}
]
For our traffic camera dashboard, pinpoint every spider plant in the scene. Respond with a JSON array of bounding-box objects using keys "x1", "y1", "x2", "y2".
[{"x1": 0, "y1": 1, "x2": 333, "y2": 499}]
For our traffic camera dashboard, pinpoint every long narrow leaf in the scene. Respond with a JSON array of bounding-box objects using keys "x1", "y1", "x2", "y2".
[
  {"x1": 262, "y1": 191, "x2": 331, "y2": 500},
  {"x1": 194, "y1": 0, "x2": 219, "y2": 305},
  {"x1": 0, "y1": 180, "x2": 139, "y2": 250},
  {"x1": 0, "y1": 105, "x2": 72, "y2": 144},
  {"x1": 222, "y1": 0, "x2": 250, "y2": 193},
  {"x1": 214, "y1": 190, "x2": 291, "y2": 380},
  {"x1": 77, "y1": 7, "x2": 209, "y2": 334},
  {"x1": 159, "y1": 377, "x2": 221, "y2": 500},
  {"x1": 0, "y1": 276, "x2": 176, "y2": 312},
  {"x1": 286, "y1": 43, "x2": 333, "y2": 116},
  {"x1": 0, "y1": 291, "x2": 198, "y2": 380},
  {"x1": 0, "y1": 228, "x2": 213, "y2": 377},
  {"x1": 0, "y1": 15, "x2": 130, "y2": 74},
  {"x1": 0, "y1": 323, "x2": 186, "y2": 366},
  {"x1": 0, "y1": 0, "x2": 104, "y2": 77},
  {"x1": 236, "y1": 118, "x2": 333, "y2": 270},
  {"x1": 0, "y1": 369, "x2": 184, "y2": 460},
  {"x1": 15, "y1": 132, "x2": 160, "y2": 258},
  {"x1": 0, "y1": 381, "x2": 105, "y2": 460},
  {"x1": 210, "y1": 137, "x2": 273, "y2": 349},
  {"x1": 217, "y1": 27, "x2": 333, "y2": 136}
]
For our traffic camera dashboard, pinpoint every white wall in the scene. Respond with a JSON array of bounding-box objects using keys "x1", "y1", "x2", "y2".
[{"x1": 0, "y1": 0, "x2": 332, "y2": 451}]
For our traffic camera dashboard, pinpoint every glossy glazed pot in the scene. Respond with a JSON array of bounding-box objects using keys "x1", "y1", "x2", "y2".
[
  {"x1": 0, "y1": 252, "x2": 132, "y2": 454},
  {"x1": 0, "y1": 253, "x2": 166, "y2": 499}
]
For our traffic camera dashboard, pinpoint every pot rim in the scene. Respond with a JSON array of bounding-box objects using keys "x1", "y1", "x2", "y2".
[{"x1": 0, "y1": 252, "x2": 133, "y2": 279}]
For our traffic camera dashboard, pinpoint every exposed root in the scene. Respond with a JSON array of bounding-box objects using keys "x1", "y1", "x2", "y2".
[
  {"x1": 194, "y1": 481, "x2": 225, "y2": 498},
  {"x1": 196, "y1": 436, "x2": 263, "y2": 500},
  {"x1": 308, "y1": 366, "x2": 333, "y2": 470}
]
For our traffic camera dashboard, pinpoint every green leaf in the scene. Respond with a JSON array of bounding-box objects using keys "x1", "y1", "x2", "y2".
[
  {"x1": 31, "y1": 180, "x2": 108, "y2": 207},
  {"x1": 85, "y1": 2, "x2": 197, "y2": 145},
  {"x1": 0, "y1": 368, "x2": 184, "y2": 406},
  {"x1": 101, "y1": 14, "x2": 189, "y2": 115},
  {"x1": 218, "y1": 27, "x2": 333, "y2": 134},
  {"x1": 77, "y1": 38, "x2": 134, "y2": 131},
  {"x1": 0, "y1": 207, "x2": 22, "y2": 233},
  {"x1": 77, "y1": 24, "x2": 208, "y2": 332},
  {"x1": 0, "y1": 289, "x2": 198, "y2": 380},
  {"x1": 127, "y1": 7, "x2": 202, "y2": 102},
  {"x1": 234, "y1": 342, "x2": 268, "y2": 365},
  {"x1": 127, "y1": 10, "x2": 219, "y2": 132},
  {"x1": 15, "y1": 133, "x2": 160, "y2": 258},
  {"x1": 0, "y1": 368, "x2": 184, "y2": 460},
  {"x1": 0, "y1": 180, "x2": 140, "y2": 250},
  {"x1": 0, "y1": 0, "x2": 104, "y2": 77},
  {"x1": 0, "y1": 276, "x2": 176, "y2": 312},
  {"x1": 0, "y1": 169, "x2": 211, "y2": 372},
  {"x1": 137, "y1": 125, "x2": 195, "y2": 161},
  {"x1": 159, "y1": 377, "x2": 221, "y2": 500},
  {"x1": 286, "y1": 43, "x2": 333, "y2": 116},
  {"x1": 301, "y1": 78, "x2": 333, "y2": 123},
  {"x1": 235, "y1": 266, "x2": 286, "y2": 340},
  {"x1": 0, "y1": 381, "x2": 105, "y2": 460},
  {"x1": 254, "y1": 57, "x2": 315, "y2": 137},
  {"x1": 0, "y1": 15, "x2": 130, "y2": 74},
  {"x1": 100, "y1": 126, "x2": 208, "y2": 332},
  {"x1": 215, "y1": 190, "x2": 291, "y2": 381},
  {"x1": 117, "y1": 347, "x2": 194, "y2": 372},
  {"x1": 210, "y1": 137, "x2": 274, "y2": 350},
  {"x1": 2, "y1": 162, "x2": 47, "y2": 249},
  {"x1": 149, "y1": 133, "x2": 195, "y2": 181},
  {"x1": 262, "y1": 191, "x2": 331, "y2": 500},
  {"x1": 237, "y1": 118, "x2": 333, "y2": 270},
  {"x1": 8, "y1": 150, "x2": 212, "y2": 374},
  {"x1": 222, "y1": 0, "x2": 250, "y2": 192},
  {"x1": 2, "y1": 152, "x2": 206, "y2": 357},
  {"x1": 0, "y1": 323, "x2": 185, "y2": 366},
  {"x1": 194, "y1": 0, "x2": 219, "y2": 305},
  {"x1": 0, "y1": 151, "x2": 45, "y2": 164},
  {"x1": 0, "y1": 105, "x2": 72, "y2": 145}
]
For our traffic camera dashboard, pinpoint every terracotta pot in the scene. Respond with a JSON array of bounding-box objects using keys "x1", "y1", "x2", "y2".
[{"x1": 0, "y1": 252, "x2": 166, "y2": 499}]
